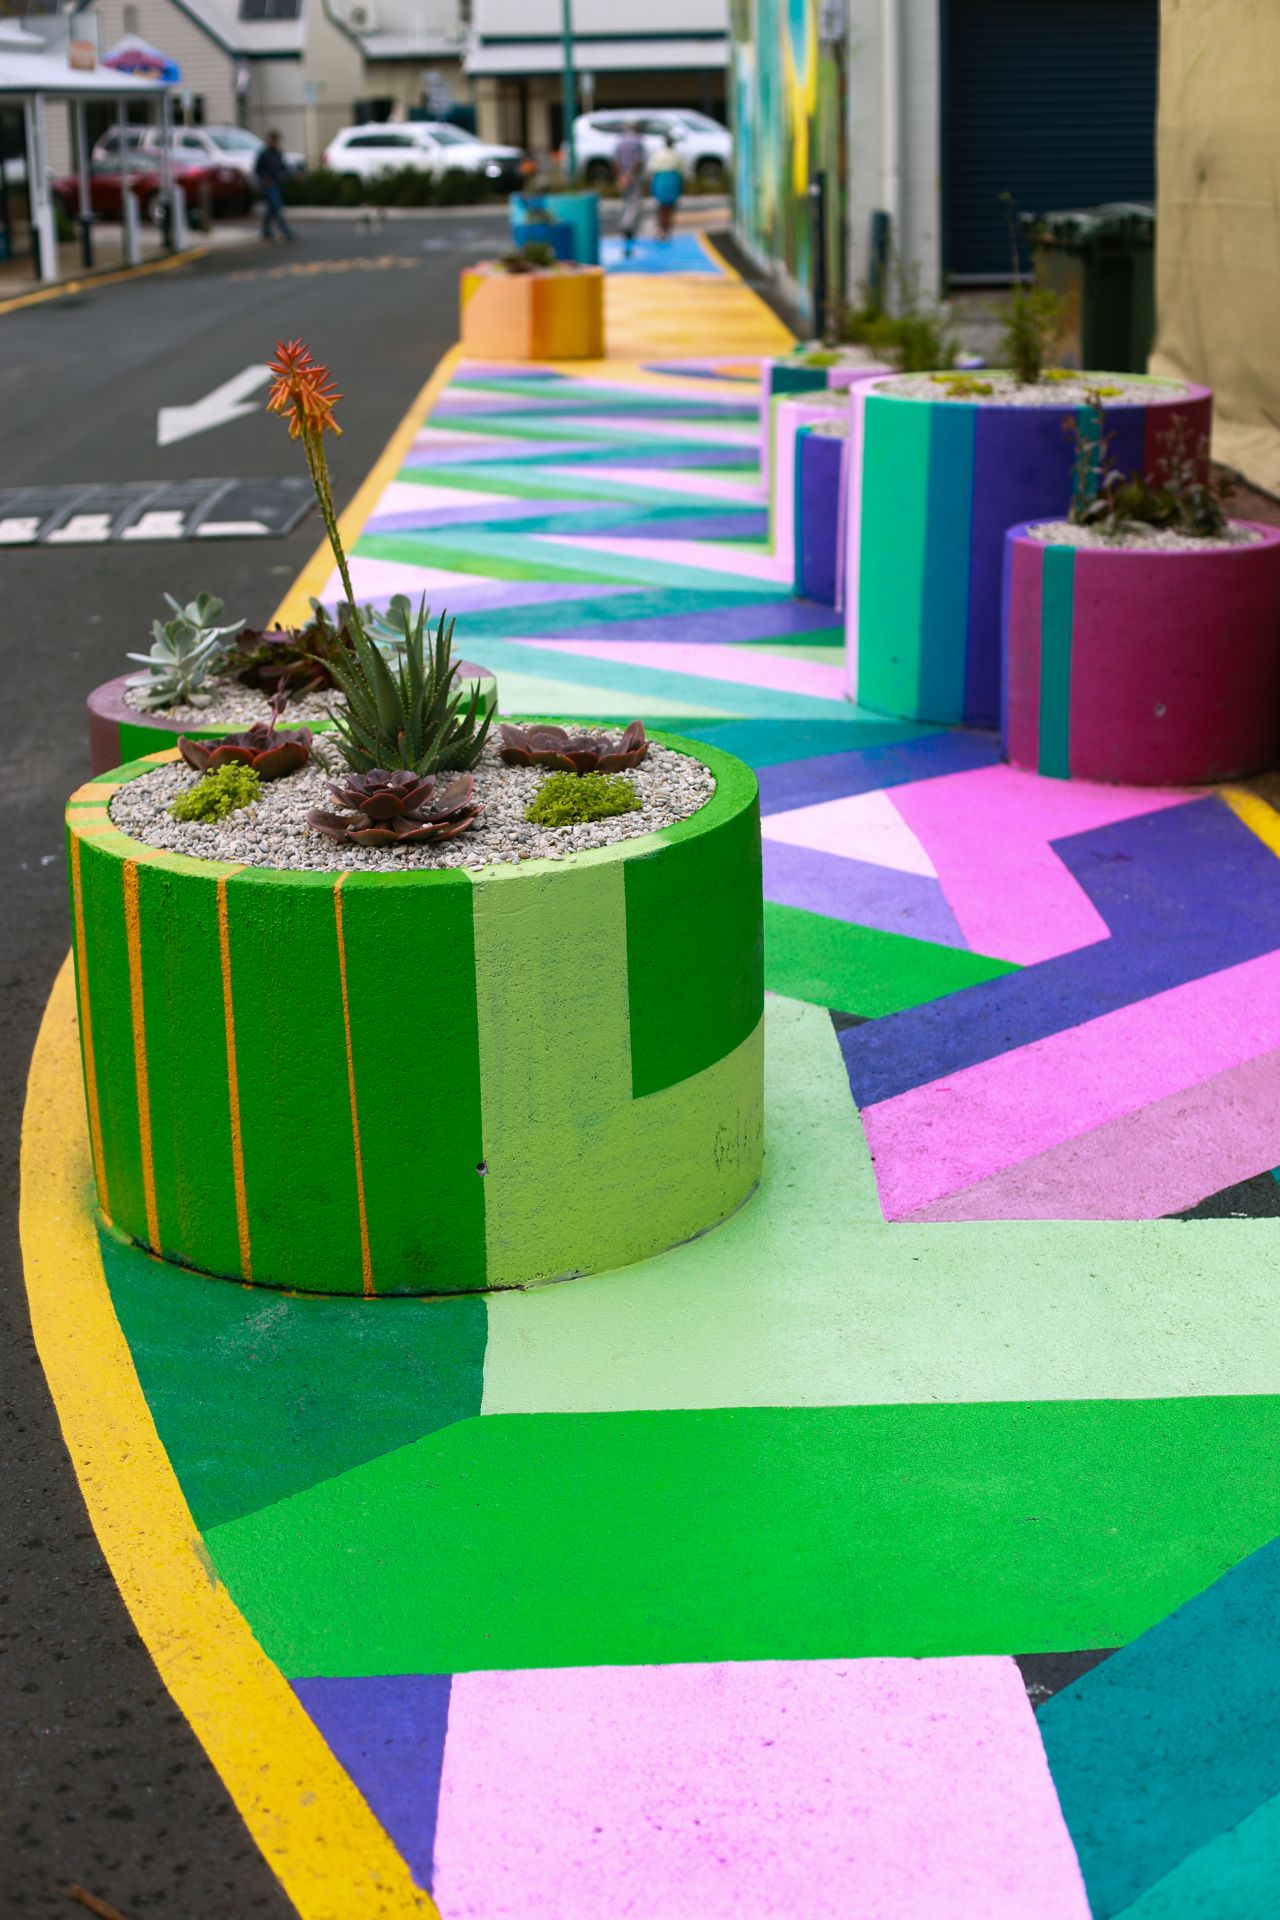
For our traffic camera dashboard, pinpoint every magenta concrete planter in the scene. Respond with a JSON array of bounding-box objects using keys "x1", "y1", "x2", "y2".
[
  {"x1": 86, "y1": 664, "x2": 498, "y2": 777},
  {"x1": 1002, "y1": 521, "x2": 1280, "y2": 784}
]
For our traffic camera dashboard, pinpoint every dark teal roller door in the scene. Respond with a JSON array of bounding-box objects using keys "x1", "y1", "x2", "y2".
[{"x1": 944, "y1": 0, "x2": 1158, "y2": 280}]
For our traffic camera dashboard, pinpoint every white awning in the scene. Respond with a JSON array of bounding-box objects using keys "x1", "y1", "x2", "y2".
[
  {"x1": 466, "y1": 37, "x2": 727, "y2": 78},
  {"x1": 0, "y1": 50, "x2": 170, "y2": 98}
]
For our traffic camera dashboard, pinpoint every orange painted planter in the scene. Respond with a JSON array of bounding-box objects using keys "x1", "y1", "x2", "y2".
[{"x1": 459, "y1": 264, "x2": 605, "y2": 362}]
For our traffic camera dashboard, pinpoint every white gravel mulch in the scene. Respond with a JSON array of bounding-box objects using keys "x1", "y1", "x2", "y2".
[
  {"x1": 809, "y1": 417, "x2": 849, "y2": 438},
  {"x1": 123, "y1": 677, "x2": 336, "y2": 728},
  {"x1": 108, "y1": 734, "x2": 716, "y2": 873},
  {"x1": 880, "y1": 373, "x2": 1187, "y2": 407},
  {"x1": 1028, "y1": 519, "x2": 1259, "y2": 552}
]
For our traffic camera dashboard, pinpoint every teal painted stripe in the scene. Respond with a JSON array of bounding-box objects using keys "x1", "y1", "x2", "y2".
[
  {"x1": 461, "y1": 637, "x2": 851, "y2": 721},
  {"x1": 916, "y1": 404, "x2": 976, "y2": 724},
  {"x1": 1039, "y1": 1534, "x2": 1280, "y2": 1920},
  {"x1": 354, "y1": 528, "x2": 776, "y2": 597},
  {"x1": 1038, "y1": 544, "x2": 1076, "y2": 778},
  {"x1": 857, "y1": 398, "x2": 930, "y2": 716},
  {"x1": 791, "y1": 425, "x2": 809, "y2": 593}
]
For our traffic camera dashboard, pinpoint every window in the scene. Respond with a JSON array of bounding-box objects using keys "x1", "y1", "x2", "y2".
[
  {"x1": 238, "y1": 0, "x2": 301, "y2": 19},
  {"x1": 343, "y1": 131, "x2": 419, "y2": 150},
  {"x1": 420, "y1": 122, "x2": 469, "y2": 146},
  {"x1": 123, "y1": 4, "x2": 139, "y2": 32},
  {"x1": 207, "y1": 129, "x2": 261, "y2": 152}
]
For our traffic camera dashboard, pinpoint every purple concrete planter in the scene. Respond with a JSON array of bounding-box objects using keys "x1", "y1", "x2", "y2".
[
  {"x1": 845, "y1": 376, "x2": 1214, "y2": 727},
  {"x1": 1002, "y1": 520, "x2": 1280, "y2": 784},
  {"x1": 796, "y1": 426, "x2": 846, "y2": 606},
  {"x1": 760, "y1": 354, "x2": 889, "y2": 497},
  {"x1": 87, "y1": 663, "x2": 498, "y2": 777},
  {"x1": 769, "y1": 395, "x2": 847, "y2": 599}
]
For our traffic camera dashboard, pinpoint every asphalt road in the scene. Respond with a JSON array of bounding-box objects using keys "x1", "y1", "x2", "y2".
[{"x1": 2, "y1": 208, "x2": 512, "y2": 1919}]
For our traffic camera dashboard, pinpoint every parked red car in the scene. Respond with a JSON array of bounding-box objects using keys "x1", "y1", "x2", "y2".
[{"x1": 50, "y1": 155, "x2": 253, "y2": 228}]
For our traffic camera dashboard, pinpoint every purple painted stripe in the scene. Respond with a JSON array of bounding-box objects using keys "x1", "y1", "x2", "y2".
[
  {"x1": 764, "y1": 840, "x2": 971, "y2": 948},
  {"x1": 364, "y1": 498, "x2": 609, "y2": 536},
  {"x1": 537, "y1": 600, "x2": 841, "y2": 645},
  {"x1": 907, "y1": 1044, "x2": 1280, "y2": 1221},
  {"x1": 293, "y1": 1674, "x2": 451, "y2": 1895}
]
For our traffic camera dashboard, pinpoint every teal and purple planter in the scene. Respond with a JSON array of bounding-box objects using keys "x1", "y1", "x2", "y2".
[
  {"x1": 86, "y1": 663, "x2": 499, "y2": 776},
  {"x1": 769, "y1": 395, "x2": 848, "y2": 606},
  {"x1": 845, "y1": 376, "x2": 1214, "y2": 728},
  {"x1": 760, "y1": 352, "x2": 889, "y2": 496},
  {"x1": 1002, "y1": 520, "x2": 1280, "y2": 785}
]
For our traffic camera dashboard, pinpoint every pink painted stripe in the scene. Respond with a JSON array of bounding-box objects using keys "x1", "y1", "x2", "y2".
[
  {"x1": 908, "y1": 1044, "x2": 1280, "y2": 1221},
  {"x1": 431, "y1": 1658, "x2": 1089, "y2": 1920},
  {"x1": 539, "y1": 462, "x2": 759, "y2": 502},
  {"x1": 863, "y1": 946, "x2": 1280, "y2": 1219},
  {"x1": 890, "y1": 763, "x2": 1195, "y2": 965},
  {"x1": 526, "y1": 636, "x2": 848, "y2": 700},
  {"x1": 535, "y1": 529, "x2": 790, "y2": 583}
]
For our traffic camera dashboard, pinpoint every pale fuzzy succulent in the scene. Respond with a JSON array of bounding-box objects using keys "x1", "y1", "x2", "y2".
[{"x1": 126, "y1": 592, "x2": 245, "y2": 711}]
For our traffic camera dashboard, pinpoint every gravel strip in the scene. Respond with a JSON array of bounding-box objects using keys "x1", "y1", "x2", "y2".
[
  {"x1": 809, "y1": 417, "x2": 849, "y2": 438},
  {"x1": 109, "y1": 735, "x2": 717, "y2": 872},
  {"x1": 1027, "y1": 519, "x2": 1259, "y2": 552},
  {"x1": 123, "y1": 678, "x2": 337, "y2": 728},
  {"x1": 880, "y1": 373, "x2": 1187, "y2": 407}
]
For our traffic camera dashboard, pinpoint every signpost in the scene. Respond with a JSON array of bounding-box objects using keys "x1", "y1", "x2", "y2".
[{"x1": 560, "y1": 0, "x2": 576, "y2": 180}]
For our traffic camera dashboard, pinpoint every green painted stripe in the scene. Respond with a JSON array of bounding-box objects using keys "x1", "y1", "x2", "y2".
[
  {"x1": 339, "y1": 871, "x2": 488, "y2": 1294},
  {"x1": 77, "y1": 835, "x2": 145, "y2": 1236},
  {"x1": 625, "y1": 740, "x2": 762, "y2": 1098},
  {"x1": 203, "y1": 1393, "x2": 1280, "y2": 1676},
  {"x1": 916, "y1": 403, "x2": 976, "y2": 724},
  {"x1": 1038, "y1": 543, "x2": 1076, "y2": 778},
  {"x1": 135, "y1": 859, "x2": 242, "y2": 1278},
  {"x1": 99, "y1": 1226, "x2": 488, "y2": 1532},
  {"x1": 764, "y1": 900, "x2": 1019, "y2": 1016},
  {"x1": 223, "y1": 870, "x2": 365, "y2": 1295},
  {"x1": 857, "y1": 397, "x2": 930, "y2": 716}
]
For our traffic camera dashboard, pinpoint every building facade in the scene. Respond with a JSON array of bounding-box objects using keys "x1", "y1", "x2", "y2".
[
  {"x1": 732, "y1": 0, "x2": 1161, "y2": 327},
  {"x1": 466, "y1": 0, "x2": 728, "y2": 153}
]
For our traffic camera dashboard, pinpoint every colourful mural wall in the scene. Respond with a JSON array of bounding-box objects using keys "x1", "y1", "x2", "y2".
[{"x1": 730, "y1": 0, "x2": 846, "y2": 326}]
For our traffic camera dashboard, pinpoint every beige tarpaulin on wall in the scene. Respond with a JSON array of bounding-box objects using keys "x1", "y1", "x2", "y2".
[{"x1": 1152, "y1": 0, "x2": 1280, "y2": 494}]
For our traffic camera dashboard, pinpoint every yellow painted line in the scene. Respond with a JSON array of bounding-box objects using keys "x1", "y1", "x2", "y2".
[
  {"x1": 1223, "y1": 785, "x2": 1280, "y2": 855},
  {"x1": 270, "y1": 343, "x2": 465, "y2": 630},
  {"x1": 216, "y1": 876, "x2": 253, "y2": 1281},
  {"x1": 0, "y1": 245, "x2": 209, "y2": 319},
  {"x1": 333, "y1": 873, "x2": 375, "y2": 1297},
  {"x1": 19, "y1": 961, "x2": 439, "y2": 1920}
]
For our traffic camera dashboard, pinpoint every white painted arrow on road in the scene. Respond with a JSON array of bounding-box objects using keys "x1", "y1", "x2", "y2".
[{"x1": 157, "y1": 364, "x2": 273, "y2": 447}]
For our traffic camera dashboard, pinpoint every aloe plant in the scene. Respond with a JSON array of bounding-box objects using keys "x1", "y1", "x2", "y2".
[
  {"x1": 326, "y1": 598, "x2": 491, "y2": 777},
  {"x1": 126, "y1": 592, "x2": 244, "y2": 710}
]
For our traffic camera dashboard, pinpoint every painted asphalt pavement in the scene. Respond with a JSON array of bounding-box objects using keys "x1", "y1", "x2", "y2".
[{"x1": 21, "y1": 253, "x2": 1280, "y2": 1918}]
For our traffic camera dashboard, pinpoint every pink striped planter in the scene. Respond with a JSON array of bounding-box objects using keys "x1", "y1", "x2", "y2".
[{"x1": 1002, "y1": 521, "x2": 1280, "y2": 785}]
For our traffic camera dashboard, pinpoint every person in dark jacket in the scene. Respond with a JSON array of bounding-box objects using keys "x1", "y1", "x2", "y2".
[{"x1": 255, "y1": 130, "x2": 294, "y2": 243}]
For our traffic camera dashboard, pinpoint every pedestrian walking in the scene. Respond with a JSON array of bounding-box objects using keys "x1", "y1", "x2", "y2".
[
  {"x1": 614, "y1": 119, "x2": 646, "y2": 257},
  {"x1": 649, "y1": 136, "x2": 684, "y2": 243},
  {"x1": 255, "y1": 130, "x2": 295, "y2": 244}
]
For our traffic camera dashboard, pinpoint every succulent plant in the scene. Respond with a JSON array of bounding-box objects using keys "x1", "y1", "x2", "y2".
[
  {"x1": 230, "y1": 601, "x2": 360, "y2": 696},
  {"x1": 498, "y1": 721, "x2": 648, "y2": 775},
  {"x1": 126, "y1": 592, "x2": 244, "y2": 710},
  {"x1": 326, "y1": 598, "x2": 492, "y2": 777},
  {"x1": 170, "y1": 763, "x2": 262, "y2": 823},
  {"x1": 525, "y1": 772, "x2": 641, "y2": 828},
  {"x1": 178, "y1": 692, "x2": 312, "y2": 781},
  {"x1": 307, "y1": 769, "x2": 481, "y2": 848}
]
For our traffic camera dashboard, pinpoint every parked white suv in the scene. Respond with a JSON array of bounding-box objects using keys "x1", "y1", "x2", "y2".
[
  {"x1": 572, "y1": 110, "x2": 732, "y2": 186},
  {"x1": 322, "y1": 122, "x2": 533, "y2": 194},
  {"x1": 93, "y1": 125, "x2": 305, "y2": 182}
]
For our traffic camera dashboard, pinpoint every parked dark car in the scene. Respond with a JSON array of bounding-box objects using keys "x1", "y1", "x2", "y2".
[{"x1": 50, "y1": 154, "x2": 253, "y2": 228}]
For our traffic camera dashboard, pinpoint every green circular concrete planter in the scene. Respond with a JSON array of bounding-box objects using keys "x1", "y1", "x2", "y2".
[
  {"x1": 66, "y1": 732, "x2": 764, "y2": 1297},
  {"x1": 86, "y1": 663, "x2": 499, "y2": 777}
]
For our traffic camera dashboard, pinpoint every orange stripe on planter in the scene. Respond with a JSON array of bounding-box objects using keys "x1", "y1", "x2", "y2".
[
  {"x1": 122, "y1": 861, "x2": 160, "y2": 1252},
  {"x1": 216, "y1": 877, "x2": 253, "y2": 1282},
  {"x1": 69, "y1": 832, "x2": 111, "y2": 1225},
  {"x1": 333, "y1": 875, "x2": 374, "y2": 1297}
]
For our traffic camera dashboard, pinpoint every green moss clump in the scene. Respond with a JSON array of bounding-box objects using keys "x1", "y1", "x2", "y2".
[
  {"x1": 170, "y1": 763, "x2": 262, "y2": 823},
  {"x1": 932, "y1": 373, "x2": 994, "y2": 398},
  {"x1": 525, "y1": 771, "x2": 641, "y2": 828}
]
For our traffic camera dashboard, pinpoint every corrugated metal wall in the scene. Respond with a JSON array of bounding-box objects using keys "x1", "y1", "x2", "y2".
[{"x1": 944, "y1": 0, "x2": 1159, "y2": 280}]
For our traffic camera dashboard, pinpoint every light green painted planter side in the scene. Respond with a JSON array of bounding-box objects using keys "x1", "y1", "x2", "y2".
[{"x1": 66, "y1": 734, "x2": 764, "y2": 1297}]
